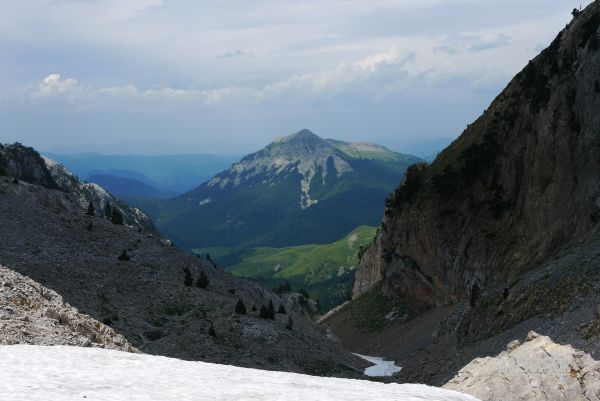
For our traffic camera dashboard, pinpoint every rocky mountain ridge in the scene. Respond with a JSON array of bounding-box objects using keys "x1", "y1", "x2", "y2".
[
  {"x1": 353, "y1": 1, "x2": 600, "y2": 311},
  {"x1": 321, "y1": 1, "x2": 600, "y2": 387},
  {"x1": 0, "y1": 143, "x2": 155, "y2": 233}
]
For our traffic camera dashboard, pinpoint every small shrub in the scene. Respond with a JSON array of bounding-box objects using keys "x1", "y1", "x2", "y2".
[
  {"x1": 183, "y1": 267, "x2": 193, "y2": 287},
  {"x1": 251, "y1": 305, "x2": 257, "y2": 312},
  {"x1": 235, "y1": 299, "x2": 247, "y2": 314},
  {"x1": 11, "y1": 177, "x2": 18, "y2": 184},
  {"x1": 118, "y1": 250, "x2": 130, "y2": 261},
  {"x1": 277, "y1": 304, "x2": 286, "y2": 315},
  {"x1": 228, "y1": 288, "x2": 236, "y2": 295},
  {"x1": 86, "y1": 221, "x2": 93, "y2": 231},
  {"x1": 285, "y1": 316, "x2": 293, "y2": 331},
  {"x1": 208, "y1": 325, "x2": 216, "y2": 337},
  {"x1": 196, "y1": 270, "x2": 209, "y2": 289},
  {"x1": 299, "y1": 289, "x2": 310, "y2": 299}
]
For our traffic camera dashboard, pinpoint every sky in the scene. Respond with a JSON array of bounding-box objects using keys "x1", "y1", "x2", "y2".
[{"x1": 0, "y1": 0, "x2": 593, "y2": 155}]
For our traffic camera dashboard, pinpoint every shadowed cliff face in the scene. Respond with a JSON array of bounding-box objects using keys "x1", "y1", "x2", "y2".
[{"x1": 354, "y1": 2, "x2": 600, "y2": 313}]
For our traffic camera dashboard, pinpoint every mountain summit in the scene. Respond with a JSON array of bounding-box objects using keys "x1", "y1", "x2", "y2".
[{"x1": 152, "y1": 130, "x2": 420, "y2": 249}]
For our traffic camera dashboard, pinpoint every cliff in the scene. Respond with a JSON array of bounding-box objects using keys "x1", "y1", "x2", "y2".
[{"x1": 354, "y1": 2, "x2": 600, "y2": 312}]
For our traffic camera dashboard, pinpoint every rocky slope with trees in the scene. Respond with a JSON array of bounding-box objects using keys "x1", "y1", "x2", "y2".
[{"x1": 0, "y1": 144, "x2": 366, "y2": 375}]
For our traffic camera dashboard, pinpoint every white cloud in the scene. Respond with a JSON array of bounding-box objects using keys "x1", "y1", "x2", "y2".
[
  {"x1": 22, "y1": 49, "x2": 422, "y2": 107},
  {"x1": 30, "y1": 74, "x2": 89, "y2": 100}
]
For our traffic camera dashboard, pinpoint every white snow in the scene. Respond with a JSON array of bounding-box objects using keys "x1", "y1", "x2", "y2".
[
  {"x1": 0, "y1": 345, "x2": 480, "y2": 401},
  {"x1": 354, "y1": 353, "x2": 403, "y2": 377}
]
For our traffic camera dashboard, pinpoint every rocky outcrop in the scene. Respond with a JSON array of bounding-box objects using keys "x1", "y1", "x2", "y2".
[
  {"x1": 0, "y1": 142, "x2": 155, "y2": 233},
  {"x1": 353, "y1": 2, "x2": 600, "y2": 312},
  {"x1": 444, "y1": 332, "x2": 600, "y2": 401},
  {"x1": 0, "y1": 265, "x2": 137, "y2": 352}
]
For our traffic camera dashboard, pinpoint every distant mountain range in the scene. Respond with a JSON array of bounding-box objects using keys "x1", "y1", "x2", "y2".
[
  {"x1": 43, "y1": 153, "x2": 240, "y2": 194},
  {"x1": 150, "y1": 129, "x2": 421, "y2": 250},
  {"x1": 87, "y1": 174, "x2": 177, "y2": 199}
]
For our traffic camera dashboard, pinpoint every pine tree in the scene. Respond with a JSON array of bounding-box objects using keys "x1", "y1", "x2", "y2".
[
  {"x1": 267, "y1": 300, "x2": 275, "y2": 320},
  {"x1": 277, "y1": 304, "x2": 286, "y2": 315},
  {"x1": 104, "y1": 202, "x2": 112, "y2": 218},
  {"x1": 183, "y1": 267, "x2": 193, "y2": 287},
  {"x1": 208, "y1": 324, "x2": 216, "y2": 337},
  {"x1": 259, "y1": 305, "x2": 269, "y2": 319},
  {"x1": 118, "y1": 250, "x2": 130, "y2": 261},
  {"x1": 111, "y1": 209, "x2": 124, "y2": 225},
  {"x1": 86, "y1": 202, "x2": 95, "y2": 217},
  {"x1": 285, "y1": 316, "x2": 293, "y2": 331},
  {"x1": 196, "y1": 270, "x2": 209, "y2": 289},
  {"x1": 251, "y1": 305, "x2": 257, "y2": 312},
  {"x1": 235, "y1": 299, "x2": 247, "y2": 314}
]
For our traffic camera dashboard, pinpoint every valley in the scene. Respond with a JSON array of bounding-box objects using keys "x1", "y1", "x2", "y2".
[{"x1": 3, "y1": 1, "x2": 600, "y2": 400}]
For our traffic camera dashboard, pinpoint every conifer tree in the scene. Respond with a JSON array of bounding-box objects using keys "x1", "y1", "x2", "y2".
[
  {"x1": 277, "y1": 304, "x2": 286, "y2": 315},
  {"x1": 235, "y1": 299, "x2": 247, "y2": 314},
  {"x1": 267, "y1": 299, "x2": 275, "y2": 320},
  {"x1": 285, "y1": 316, "x2": 293, "y2": 330},
  {"x1": 196, "y1": 270, "x2": 209, "y2": 289},
  {"x1": 86, "y1": 202, "x2": 95, "y2": 217},
  {"x1": 104, "y1": 202, "x2": 112, "y2": 218},
  {"x1": 118, "y1": 250, "x2": 130, "y2": 261},
  {"x1": 111, "y1": 208, "x2": 124, "y2": 225},
  {"x1": 259, "y1": 305, "x2": 269, "y2": 319},
  {"x1": 183, "y1": 267, "x2": 193, "y2": 286}
]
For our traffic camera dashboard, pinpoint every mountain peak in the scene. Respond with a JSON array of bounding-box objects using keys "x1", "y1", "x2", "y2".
[{"x1": 273, "y1": 129, "x2": 324, "y2": 146}]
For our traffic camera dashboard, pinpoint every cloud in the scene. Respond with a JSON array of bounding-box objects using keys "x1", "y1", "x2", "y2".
[
  {"x1": 435, "y1": 33, "x2": 511, "y2": 55},
  {"x1": 217, "y1": 50, "x2": 255, "y2": 59},
  {"x1": 468, "y1": 34, "x2": 511, "y2": 52},
  {"x1": 19, "y1": 49, "x2": 419, "y2": 107},
  {"x1": 30, "y1": 74, "x2": 89, "y2": 100}
]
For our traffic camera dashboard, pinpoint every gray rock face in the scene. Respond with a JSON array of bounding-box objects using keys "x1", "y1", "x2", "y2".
[
  {"x1": 444, "y1": 332, "x2": 600, "y2": 401},
  {"x1": 353, "y1": 2, "x2": 600, "y2": 312},
  {"x1": 0, "y1": 265, "x2": 137, "y2": 352},
  {"x1": 0, "y1": 142, "x2": 155, "y2": 233}
]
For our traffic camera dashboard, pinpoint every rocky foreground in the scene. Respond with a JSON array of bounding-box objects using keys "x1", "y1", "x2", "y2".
[
  {"x1": 0, "y1": 265, "x2": 136, "y2": 352},
  {"x1": 445, "y1": 332, "x2": 600, "y2": 401}
]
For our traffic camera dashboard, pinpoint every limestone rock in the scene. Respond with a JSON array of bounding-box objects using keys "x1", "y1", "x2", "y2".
[
  {"x1": 444, "y1": 332, "x2": 600, "y2": 401},
  {"x1": 0, "y1": 265, "x2": 137, "y2": 352}
]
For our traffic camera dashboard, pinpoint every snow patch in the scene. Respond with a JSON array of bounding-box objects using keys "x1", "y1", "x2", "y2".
[
  {"x1": 0, "y1": 345, "x2": 480, "y2": 401},
  {"x1": 354, "y1": 353, "x2": 403, "y2": 377}
]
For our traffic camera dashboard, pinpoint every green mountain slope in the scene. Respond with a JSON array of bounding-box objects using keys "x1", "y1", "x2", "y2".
[
  {"x1": 154, "y1": 130, "x2": 419, "y2": 250},
  {"x1": 196, "y1": 226, "x2": 377, "y2": 312}
]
